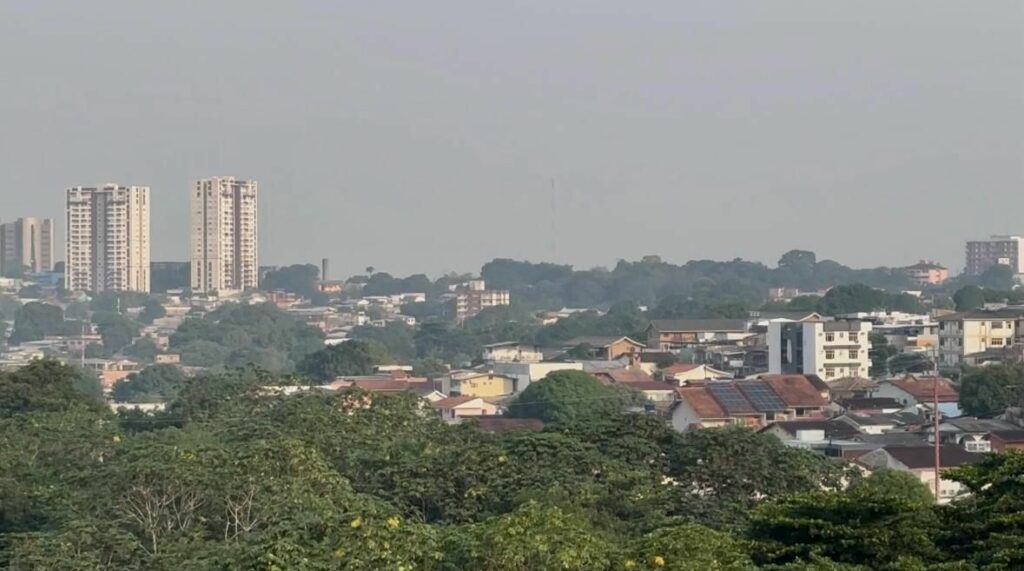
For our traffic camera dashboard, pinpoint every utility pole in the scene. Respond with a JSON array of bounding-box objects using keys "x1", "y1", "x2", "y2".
[{"x1": 933, "y1": 361, "x2": 941, "y2": 501}]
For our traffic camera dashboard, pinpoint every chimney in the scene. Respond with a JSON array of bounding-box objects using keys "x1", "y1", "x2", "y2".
[{"x1": 321, "y1": 258, "x2": 329, "y2": 281}]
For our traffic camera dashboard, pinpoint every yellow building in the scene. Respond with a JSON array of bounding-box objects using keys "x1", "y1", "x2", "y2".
[
  {"x1": 449, "y1": 372, "x2": 518, "y2": 398},
  {"x1": 938, "y1": 310, "x2": 1023, "y2": 367}
]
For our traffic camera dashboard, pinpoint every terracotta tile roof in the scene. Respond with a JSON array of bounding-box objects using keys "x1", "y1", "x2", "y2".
[
  {"x1": 883, "y1": 445, "x2": 984, "y2": 470},
  {"x1": 470, "y1": 415, "x2": 545, "y2": 433},
  {"x1": 662, "y1": 363, "x2": 700, "y2": 374},
  {"x1": 760, "y1": 374, "x2": 828, "y2": 407},
  {"x1": 431, "y1": 395, "x2": 479, "y2": 409},
  {"x1": 621, "y1": 380, "x2": 676, "y2": 392},
  {"x1": 350, "y1": 379, "x2": 413, "y2": 392},
  {"x1": 675, "y1": 387, "x2": 727, "y2": 419},
  {"x1": 594, "y1": 368, "x2": 655, "y2": 385},
  {"x1": 991, "y1": 430, "x2": 1024, "y2": 443},
  {"x1": 888, "y1": 375, "x2": 959, "y2": 403}
]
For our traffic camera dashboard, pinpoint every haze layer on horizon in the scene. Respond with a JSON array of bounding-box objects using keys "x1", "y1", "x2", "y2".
[{"x1": 0, "y1": 1, "x2": 1021, "y2": 277}]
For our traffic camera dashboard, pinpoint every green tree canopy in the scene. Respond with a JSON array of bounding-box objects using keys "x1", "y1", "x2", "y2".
[
  {"x1": 507, "y1": 370, "x2": 641, "y2": 426},
  {"x1": 959, "y1": 364, "x2": 1024, "y2": 417},
  {"x1": 9, "y1": 302, "x2": 65, "y2": 344},
  {"x1": 297, "y1": 340, "x2": 378, "y2": 381}
]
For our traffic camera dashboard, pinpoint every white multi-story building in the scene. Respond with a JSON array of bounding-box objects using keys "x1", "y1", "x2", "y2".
[
  {"x1": 965, "y1": 235, "x2": 1024, "y2": 276},
  {"x1": 190, "y1": 177, "x2": 259, "y2": 294},
  {"x1": 769, "y1": 319, "x2": 873, "y2": 379},
  {"x1": 937, "y1": 309, "x2": 1024, "y2": 368},
  {"x1": 0, "y1": 217, "x2": 54, "y2": 276},
  {"x1": 65, "y1": 185, "x2": 150, "y2": 292}
]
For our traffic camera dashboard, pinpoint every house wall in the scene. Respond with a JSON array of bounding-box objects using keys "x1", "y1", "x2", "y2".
[
  {"x1": 939, "y1": 318, "x2": 1016, "y2": 367},
  {"x1": 453, "y1": 375, "x2": 516, "y2": 398},
  {"x1": 492, "y1": 362, "x2": 584, "y2": 393},
  {"x1": 606, "y1": 338, "x2": 642, "y2": 360}
]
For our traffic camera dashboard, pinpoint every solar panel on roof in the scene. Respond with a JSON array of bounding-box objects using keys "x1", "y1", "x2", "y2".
[
  {"x1": 707, "y1": 383, "x2": 756, "y2": 414},
  {"x1": 736, "y1": 381, "x2": 788, "y2": 412}
]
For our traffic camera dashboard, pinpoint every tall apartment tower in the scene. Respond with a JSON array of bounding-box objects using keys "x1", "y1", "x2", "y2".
[
  {"x1": 965, "y1": 235, "x2": 1024, "y2": 276},
  {"x1": 0, "y1": 217, "x2": 54, "y2": 276},
  {"x1": 65, "y1": 185, "x2": 151, "y2": 292},
  {"x1": 190, "y1": 177, "x2": 259, "y2": 293}
]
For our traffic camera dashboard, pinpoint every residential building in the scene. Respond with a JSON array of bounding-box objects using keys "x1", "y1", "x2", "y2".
[
  {"x1": 646, "y1": 319, "x2": 753, "y2": 351},
  {"x1": 990, "y1": 430, "x2": 1024, "y2": 452},
  {"x1": 933, "y1": 417, "x2": 1019, "y2": 453},
  {"x1": 768, "y1": 319, "x2": 872, "y2": 379},
  {"x1": 669, "y1": 375, "x2": 828, "y2": 432},
  {"x1": 482, "y1": 342, "x2": 544, "y2": 363},
  {"x1": 449, "y1": 372, "x2": 518, "y2": 398},
  {"x1": 453, "y1": 280, "x2": 510, "y2": 322},
  {"x1": 65, "y1": 185, "x2": 150, "y2": 292},
  {"x1": 491, "y1": 361, "x2": 584, "y2": 393},
  {"x1": 561, "y1": 336, "x2": 645, "y2": 360},
  {"x1": 0, "y1": 217, "x2": 54, "y2": 276},
  {"x1": 760, "y1": 419, "x2": 861, "y2": 443},
  {"x1": 902, "y1": 261, "x2": 949, "y2": 285},
  {"x1": 966, "y1": 235, "x2": 1024, "y2": 276},
  {"x1": 190, "y1": 177, "x2": 259, "y2": 293},
  {"x1": 857, "y1": 445, "x2": 985, "y2": 504},
  {"x1": 660, "y1": 363, "x2": 732, "y2": 384},
  {"x1": 874, "y1": 375, "x2": 961, "y2": 417},
  {"x1": 432, "y1": 396, "x2": 501, "y2": 423},
  {"x1": 937, "y1": 309, "x2": 1024, "y2": 368}
]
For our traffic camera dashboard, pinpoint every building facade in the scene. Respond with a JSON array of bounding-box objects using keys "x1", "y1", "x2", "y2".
[
  {"x1": 190, "y1": 177, "x2": 259, "y2": 293},
  {"x1": 937, "y1": 310, "x2": 1024, "y2": 367},
  {"x1": 965, "y1": 235, "x2": 1024, "y2": 276},
  {"x1": 453, "y1": 280, "x2": 510, "y2": 322},
  {"x1": 0, "y1": 217, "x2": 54, "y2": 276},
  {"x1": 769, "y1": 320, "x2": 872, "y2": 379},
  {"x1": 66, "y1": 185, "x2": 150, "y2": 292},
  {"x1": 903, "y1": 261, "x2": 949, "y2": 285}
]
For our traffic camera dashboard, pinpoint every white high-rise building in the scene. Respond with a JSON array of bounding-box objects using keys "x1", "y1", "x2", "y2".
[
  {"x1": 190, "y1": 177, "x2": 258, "y2": 293},
  {"x1": 65, "y1": 185, "x2": 151, "y2": 292},
  {"x1": 0, "y1": 217, "x2": 54, "y2": 276},
  {"x1": 768, "y1": 319, "x2": 873, "y2": 379}
]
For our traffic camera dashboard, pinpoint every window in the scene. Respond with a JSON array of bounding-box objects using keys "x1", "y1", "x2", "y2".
[
  {"x1": 825, "y1": 368, "x2": 836, "y2": 379},
  {"x1": 849, "y1": 350, "x2": 859, "y2": 359},
  {"x1": 825, "y1": 333, "x2": 835, "y2": 342},
  {"x1": 992, "y1": 321, "x2": 1004, "y2": 329},
  {"x1": 992, "y1": 338, "x2": 1004, "y2": 346},
  {"x1": 825, "y1": 350, "x2": 835, "y2": 359},
  {"x1": 965, "y1": 441, "x2": 991, "y2": 453}
]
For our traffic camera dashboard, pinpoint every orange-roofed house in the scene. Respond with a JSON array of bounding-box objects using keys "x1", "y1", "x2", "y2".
[{"x1": 670, "y1": 376, "x2": 830, "y2": 432}]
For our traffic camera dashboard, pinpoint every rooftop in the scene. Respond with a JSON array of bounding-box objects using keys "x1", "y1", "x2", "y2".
[
  {"x1": 883, "y1": 445, "x2": 986, "y2": 470},
  {"x1": 649, "y1": 319, "x2": 748, "y2": 333},
  {"x1": 885, "y1": 375, "x2": 959, "y2": 403}
]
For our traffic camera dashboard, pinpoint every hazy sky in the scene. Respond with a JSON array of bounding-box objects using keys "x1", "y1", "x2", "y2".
[{"x1": 1, "y1": 2, "x2": 1021, "y2": 277}]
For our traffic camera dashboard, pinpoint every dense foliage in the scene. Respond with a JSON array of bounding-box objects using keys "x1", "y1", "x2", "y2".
[
  {"x1": 6, "y1": 360, "x2": 1022, "y2": 568},
  {"x1": 169, "y1": 303, "x2": 325, "y2": 371}
]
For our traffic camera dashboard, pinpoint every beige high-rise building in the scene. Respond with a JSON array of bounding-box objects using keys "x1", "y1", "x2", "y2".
[
  {"x1": 190, "y1": 177, "x2": 258, "y2": 293},
  {"x1": 65, "y1": 184, "x2": 151, "y2": 292},
  {"x1": 0, "y1": 217, "x2": 54, "y2": 276}
]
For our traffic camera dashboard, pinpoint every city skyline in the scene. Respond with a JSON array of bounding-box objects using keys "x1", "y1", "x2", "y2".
[{"x1": 1, "y1": 2, "x2": 1020, "y2": 277}]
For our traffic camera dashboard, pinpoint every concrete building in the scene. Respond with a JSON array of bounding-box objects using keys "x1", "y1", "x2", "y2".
[
  {"x1": 190, "y1": 177, "x2": 259, "y2": 293},
  {"x1": 965, "y1": 235, "x2": 1024, "y2": 276},
  {"x1": 769, "y1": 320, "x2": 872, "y2": 379},
  {"x1": 0, "y1": 217, "x2": 54, "y2": 276},
  {"x1": 453, "y1": 280, "x2": 510, "y2": 322},
  {"x1": 902, "y1": 261, "x2": 949, "y2": 285},
  {"x1": 937, "y1": 309, "x2": 1024, "y2": 368},
  {"x1": 65, "y1": 185, "x2": 150, "y2": 292}
]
